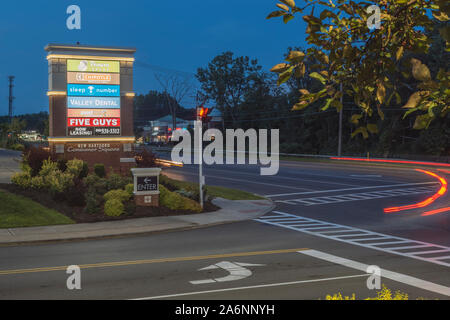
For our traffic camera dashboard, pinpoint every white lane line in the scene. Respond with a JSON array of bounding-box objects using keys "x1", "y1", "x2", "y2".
[
  {"x1": 165, "y1": 170, "x2": 315, "y2": 191},
  {"x1": 255, "y1": 211, "x2": 450, "y2": 267},
  {"x1": 299, "y1": 250, "x2": 450, "y2": 297},
  {"x1": 433, "y1": 256, "x2": 450, "y2": 261},
  {"x1": 387, "y1": 245, "x2": 430, "y2": 250},
  {"x1": 276, "y1": 187, "x2": 435, "y2": 206},
  {"x1": 409, "y1": 249, "x2": 450, "y2": 256},
  {"x1": 266, "y1": 181, "x2": 438, "y2": 198},
  {"x1": 350, "y1": 175, "x2": 382, "y2": 178},
  {"x1": 198, "y1": 166, "x2": 361, "y2": 187},
  {"x1": 130, "y1": 274, "x2": 368, "y2": 300}
]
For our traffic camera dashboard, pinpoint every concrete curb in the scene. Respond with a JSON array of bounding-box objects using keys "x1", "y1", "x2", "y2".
[{"x1": 0, "y1": 198, "x2": 275, "y2": 245}]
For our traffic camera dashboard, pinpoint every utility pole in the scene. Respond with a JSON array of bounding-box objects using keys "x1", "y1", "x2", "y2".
[
  {"x1": 196, "y1": 93, "x2": 204, "y2": 209},
  {"x1": 337, "y1": 82, "x2": 343, "y2": 157},
  {"x1": 8, "y1": 76, "x2": 15, "y2": 123}
]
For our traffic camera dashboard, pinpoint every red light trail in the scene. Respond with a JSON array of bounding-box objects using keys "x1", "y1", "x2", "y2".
[
  {"x1": 330, "y1": 157, "x2": 450, "y2": 168},
  {"x1": 383, "y1": 169, "x2": 448, "y2": 214}
]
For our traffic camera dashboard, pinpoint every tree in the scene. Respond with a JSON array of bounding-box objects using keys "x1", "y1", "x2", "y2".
[
  {"x1": 196, "y1": 52, "x2": 264, "y2": 126},
  {"x1": 154, "y1": 73, "x2": 194, "y2": 131},
  {"x1": 267, "y1": 0, "x2": 449, "y2": 138}
]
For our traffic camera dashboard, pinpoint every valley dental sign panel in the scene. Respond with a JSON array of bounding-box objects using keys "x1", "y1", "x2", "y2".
[{"x1": 67, "y1": 59, "x2": 121, "y2": 137}]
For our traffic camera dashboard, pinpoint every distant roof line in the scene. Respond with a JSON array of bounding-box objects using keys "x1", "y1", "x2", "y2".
[{"x1": 44, "y1": 43, "x2": 136, "y2": 53}]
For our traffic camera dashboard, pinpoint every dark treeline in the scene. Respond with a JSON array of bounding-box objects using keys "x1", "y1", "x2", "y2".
[
  {"x1": 134, "y1": 90, "x2": 196, "y2": 126},
  {"x1": 0, "y1": 112, "x2": 49, "y2": 135}
]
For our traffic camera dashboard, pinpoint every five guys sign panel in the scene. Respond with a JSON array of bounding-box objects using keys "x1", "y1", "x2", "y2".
[{"x1": 67, "y1": 59, "x2": 121, "y2": 137}]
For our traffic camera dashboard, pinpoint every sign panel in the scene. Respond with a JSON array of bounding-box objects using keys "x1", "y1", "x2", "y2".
[
  {"x1": 67, "y1": 127, "x2": 121, "y2": 137},
  {"x1": 67, "y1": 72, "x2": 120, "y2": 85},
  {"x1": 67, "y1": 108, "x2": 121, "y2": 118},
  {"x1": 67, "y1": 84, "x2": 120, "y2": 97},
  {"x1": 67, "y1": 59, "x2": 120, "y2": 73},
  {"x1": 67, "y1": 97, "x2": 120, "y2": 109},
  {"x1": 93, "y1": 127, "x2": 121, "y2": 136},
  {"x1": 136, "y1": 176, "x2": 158, "y2": 192},
  {"x1": 68, "y1": 118, "x2": 120, "y2": 127}
]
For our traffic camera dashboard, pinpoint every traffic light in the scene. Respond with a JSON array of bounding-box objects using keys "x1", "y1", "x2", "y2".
[{"x1": 197, "y1": 106, "x2": 213, "y2": 123}]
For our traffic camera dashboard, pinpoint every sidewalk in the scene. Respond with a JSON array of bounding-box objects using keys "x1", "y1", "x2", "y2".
[{"x1": 0, "y1": 197, "x2": 275, "y2": 245}]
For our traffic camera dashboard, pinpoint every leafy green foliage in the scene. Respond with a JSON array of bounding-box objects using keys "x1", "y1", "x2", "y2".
[
  {"x1": 159, "y1": 185, "x2": 202, "y2": 213},
  {"x1": 104, "y1": 189, "x2": 131, "y2": 203},
  {"x1": 268, "y1": 0, "x2": 450, "y2": 134},
  {"x1": 104, "y1": 199, "x2": 125, "y2": 217},
  {"x1": 94, "y1": 163, "x2": 106, "y2": 178}
]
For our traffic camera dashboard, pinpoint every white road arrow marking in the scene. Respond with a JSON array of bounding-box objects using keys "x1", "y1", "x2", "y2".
[{"x1": 190, "y1": 261, "x2": 265, "y2": 285}]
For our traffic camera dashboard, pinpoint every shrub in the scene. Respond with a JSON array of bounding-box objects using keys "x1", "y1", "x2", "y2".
[
  {"x1": 85, "y1": 191, "x2": 101, "y2": 214},
  {"x1": 83, "y1": 174, "x2": 108, "y2": 196},
  {"x1": 10, "y1": 143, "x2": 25, "y2": 151},
  {"x1": 104, "y1": 199, "x2": 124, "y2": 217},
  {"x1": 79, "y1": 161, "x2": 89, "y2": 179},
  {"x1": 11, "y1": 172, "x2": 31, "y2": 188},
  {"x1": 135, "y1": 148, "x2": 157, "y2": 168},
  {"x1": 159, "y1": 185, "x2": 202, "y2": 213},
  {"x1": 39, "y1": 159, "x2": 59, "y2": 177},
  {"x1": 57, "y1": 159, "x2": 67, "y2": 172},
  {"x1": 124, "y1": 201, "x2": 136, "y2": 215},
  {"x1": 65, "y1": 159, "x2": 85, "y2": 177},
  {"x1": 83, "y1": 173, "x2": 100, "y2": 187},
  {"x1": 94, "y1": 163, "x2": 106, "y2": 178},
  {"x1": 106, "y1": 173, "x2": 128, "y2": 190},
  {"x1": 125, "y1": 183, "x2": 134, "y2": 196},
  {"x1": 47, "y1": 171, "x2": 74, "y2": 194},
  {"x1": 20, "y1": 161, "x2": 32, "y2": 174},
  {"x1": 64, "y1": 179, "x2": 86, "y2": 207},
  {"x1": 30, "y1": 176, "x2": 46, "y2": 189},
  {"x1": 23, "y1": 145, "x2": 55, "y2": 176},
  {"x1": 104, "y1": 189, "x2": 131, "y2": 202}
]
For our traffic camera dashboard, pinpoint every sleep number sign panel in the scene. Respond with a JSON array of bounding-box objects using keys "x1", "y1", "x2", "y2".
[{"x1": 66, "y1": 59, "x2": 121, "y2": 137}]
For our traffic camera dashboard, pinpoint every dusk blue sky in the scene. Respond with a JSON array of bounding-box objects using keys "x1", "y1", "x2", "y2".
[{"x1": 0, "y1": 0, "x2": 308, "y2": 115}]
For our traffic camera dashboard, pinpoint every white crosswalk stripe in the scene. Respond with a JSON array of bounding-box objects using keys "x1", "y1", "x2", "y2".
[
  {"x1": 275, "y1": 186, "x2": 436, "y2": 206},
  {"x1": 254, "y1": 211, "x2": 450, "y2": 267}
]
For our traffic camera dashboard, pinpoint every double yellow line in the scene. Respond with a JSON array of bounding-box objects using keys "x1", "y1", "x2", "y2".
[{"x1": 0, "y1": 248, "x2": 308, "y2": 276}]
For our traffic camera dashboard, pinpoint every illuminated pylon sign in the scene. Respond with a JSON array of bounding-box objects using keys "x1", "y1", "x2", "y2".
[{"x1": 45, "y1": 43, "x2": 136, "y2": 173}]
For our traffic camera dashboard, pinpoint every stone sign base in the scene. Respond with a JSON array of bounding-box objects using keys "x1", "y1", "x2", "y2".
[
  {"x1": 135, "y1": 194, "x2": 159, "y2": 207},
  {"x1": 50, "y1": 140, "x2": 136, "y2": 176}
]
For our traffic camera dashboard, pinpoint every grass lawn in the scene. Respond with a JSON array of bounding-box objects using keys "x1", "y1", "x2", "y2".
[
  {"x1": 160, "y1": 174, "x2": 265, "y2": 200},
  {"x1": 0, "y1": 189, "x2": 74, "y2": 228}
]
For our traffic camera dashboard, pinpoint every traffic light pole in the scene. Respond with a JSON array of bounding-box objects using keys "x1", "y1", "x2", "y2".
[{"x1": 196, "y1": 114, "x2": 204, "y2": 209}]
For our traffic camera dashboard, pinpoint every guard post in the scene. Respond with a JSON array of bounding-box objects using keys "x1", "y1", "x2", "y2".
[{"x1": 131, "y1": 168, "x2": 161, "y2": 207}]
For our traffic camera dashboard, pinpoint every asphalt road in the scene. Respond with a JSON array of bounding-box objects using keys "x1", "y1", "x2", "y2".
[{"x1": 0, "y1": 150, "x2": 449, "y2": 300}]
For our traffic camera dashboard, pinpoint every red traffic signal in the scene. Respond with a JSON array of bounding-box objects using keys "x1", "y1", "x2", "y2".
[{"x1": 197, "y1": 106, "x2": 213, "y2": 121}]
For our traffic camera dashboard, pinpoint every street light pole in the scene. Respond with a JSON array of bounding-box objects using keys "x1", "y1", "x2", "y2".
[{"x1": 338, "y1": 82, "x2": 343, "y2": 157}]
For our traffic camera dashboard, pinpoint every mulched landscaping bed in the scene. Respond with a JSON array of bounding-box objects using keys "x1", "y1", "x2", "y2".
[{"x1": 0, "y1": 183, "x2": 219, "y2": 224}]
